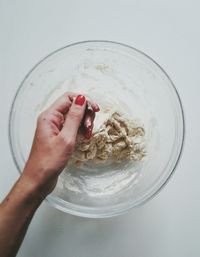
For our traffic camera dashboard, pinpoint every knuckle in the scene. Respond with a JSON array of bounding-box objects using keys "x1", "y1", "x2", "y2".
[
  {"x1": 40, "y1": 110, "x2": 61, "y2": 120},
  {"x1": 53, "y1": 110, "x2": 62, "y2": 118},
  {"x1": 50, "y1": 111, "x2": 63, "y2": 121},
  {"x1": 64, "y1": 92, "x2": 73, "y2": 101},
  {"x1": 37, "y1": 111, "x2": 47, "y2": 122},
  {"x1": 61, "y1": 94, "x2": 72, "y2": 106},
  {"x1": 59, "y1": 135, "x2": 75, "y2": 152},
  {"x1": 64, "y1": 92, "x2": 70, "y2": 97},
  {"x1": 68, "y1": 110, "x2": 82, "y2": 121}
]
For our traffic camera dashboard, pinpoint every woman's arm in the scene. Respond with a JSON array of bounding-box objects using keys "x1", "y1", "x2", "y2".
[
  {"x1": 0, "y1": 93, "x2": 98, "y2": 257},
  {"x1": 0, "y1": 176, "x2": 43, "y2": 257}
]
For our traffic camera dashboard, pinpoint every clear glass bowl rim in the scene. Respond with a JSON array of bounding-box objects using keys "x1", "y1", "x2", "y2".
[{"x1": 9, "y1": 40, "x2": 185, "y2": 218}]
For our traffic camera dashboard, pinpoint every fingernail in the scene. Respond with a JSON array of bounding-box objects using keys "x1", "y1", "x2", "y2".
[
  {"x1": 94, "y1": 105, "x2": 100, "y2": 112},
  {"x1": 75, "y1": 95, "x2": 86, "y2": 106}
]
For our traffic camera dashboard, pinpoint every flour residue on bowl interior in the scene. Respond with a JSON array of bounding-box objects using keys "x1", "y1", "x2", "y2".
[{"x1": 33, "y1": 60, "x2": 153, "y2": 198}]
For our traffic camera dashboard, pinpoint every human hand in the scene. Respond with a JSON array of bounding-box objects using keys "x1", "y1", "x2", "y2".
[
  {"x1": 21, "y1": 92, "x2": 99, "y2": 198},
  {"x1": 0, "y1": 93, "x2": 99, "y2": 257}
]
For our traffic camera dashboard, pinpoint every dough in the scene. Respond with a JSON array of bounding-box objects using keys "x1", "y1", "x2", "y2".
[{"x1": 69, "y1": 112, "x2": 146, "y2": 166}]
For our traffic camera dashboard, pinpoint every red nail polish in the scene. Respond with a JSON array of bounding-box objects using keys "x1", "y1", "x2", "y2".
[
  {"x1": 94, "y1": 105, "x2": 100, "y2": 112},
  {"x1": 75, "y1": 95, "x2": 85, "y2": 106}
]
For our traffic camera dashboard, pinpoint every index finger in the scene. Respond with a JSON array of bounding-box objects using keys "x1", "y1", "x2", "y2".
[
  {"x1": 47, "y1": 92, "x2": 100, "y2": 114},
  {"x1": 47, "y1": 92, "x2": 78, "y2": 114}
]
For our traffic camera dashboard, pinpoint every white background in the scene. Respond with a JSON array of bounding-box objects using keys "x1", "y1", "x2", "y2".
[{"x1": 0, "y1": 1, "x2": 200, "y2": 256}]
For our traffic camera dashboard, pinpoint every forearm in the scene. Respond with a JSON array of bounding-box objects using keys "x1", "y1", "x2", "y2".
[{"x1": 0, "y1": 173, "x2": 43, "y2": 257}]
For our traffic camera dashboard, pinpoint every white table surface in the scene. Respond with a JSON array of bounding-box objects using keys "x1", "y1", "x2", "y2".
[{"x1": 0, "y1": 0, "x2": 200, "y2": 256}]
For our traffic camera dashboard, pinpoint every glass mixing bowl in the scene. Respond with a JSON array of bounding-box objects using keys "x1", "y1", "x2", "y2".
[{"x1": 9, "y1": 41, "x2": 184, "y2": 218}]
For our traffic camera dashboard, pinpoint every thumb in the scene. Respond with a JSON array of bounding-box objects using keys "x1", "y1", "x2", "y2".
[{"x1": 60, "y1": 95, "x2": 86, "y2": 140}]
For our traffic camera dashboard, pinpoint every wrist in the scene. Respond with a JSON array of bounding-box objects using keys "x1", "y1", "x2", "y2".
[
  {"x1": 19, "y1": 173, "x2": 45, "y2": 204},
  {"x1": 0, "y1": 177, "x2": 43, "y2": 222},
  {"x1": 22, "y1": 164, "x2": 57, "y2": 200}
]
